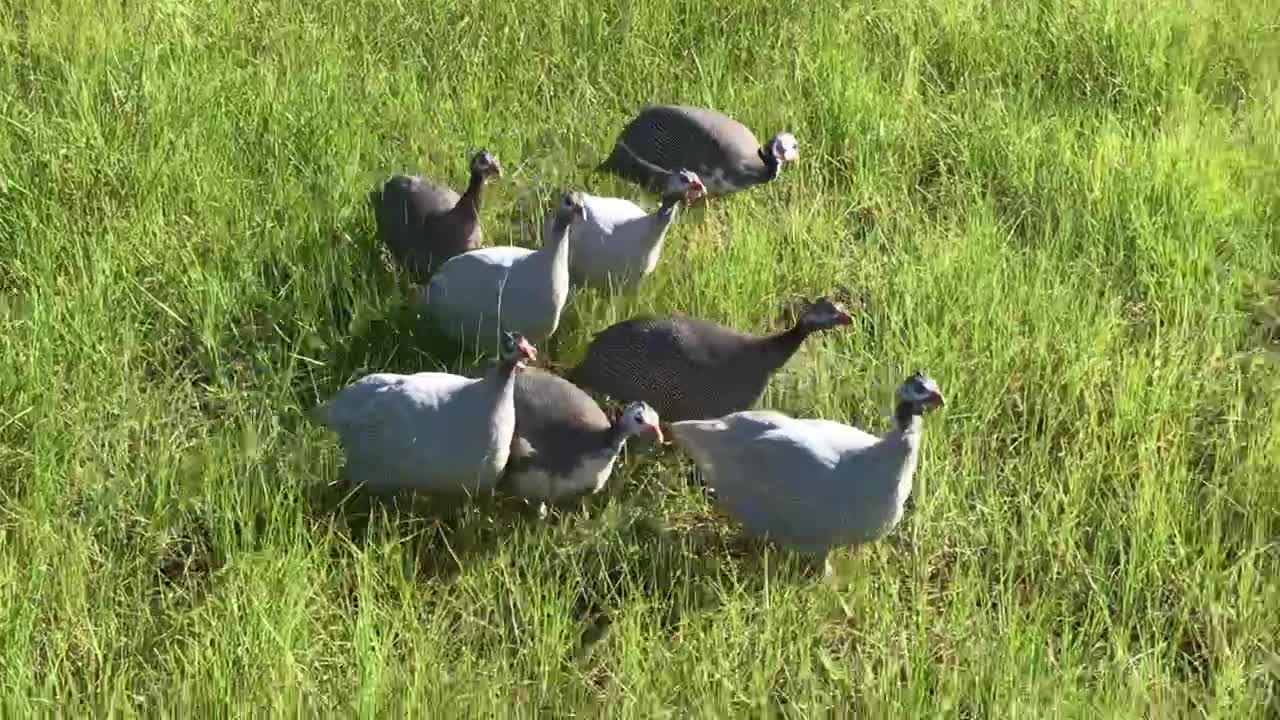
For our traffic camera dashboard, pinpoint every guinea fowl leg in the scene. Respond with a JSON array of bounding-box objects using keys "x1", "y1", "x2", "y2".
[
  {"x1": 798, "y1": 552, "x2": 834, "y2": 580},
  {"x1": 686, "y1": 465, "x2": 717, "y2": 500}
]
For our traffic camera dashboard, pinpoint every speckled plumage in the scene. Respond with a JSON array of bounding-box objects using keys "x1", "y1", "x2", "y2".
[
  {"x1": 567, "y1": 299, "x2": 852, "y2": 422},
  {"x1": 599, "y1": 104, "x2": 798, "y2": 196},
  {"x1": 502, "y1": 368, "x2": 658, "y2": 507}
]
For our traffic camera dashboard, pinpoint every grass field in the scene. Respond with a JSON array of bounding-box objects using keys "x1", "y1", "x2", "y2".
[{"x1": 3, "y1": 0, "x2": 1280, "y2": 714}]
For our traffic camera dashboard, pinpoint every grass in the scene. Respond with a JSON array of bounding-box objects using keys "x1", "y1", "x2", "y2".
[{"x1": 2, "y1": 0, "x2": 1279, "y2": 714}]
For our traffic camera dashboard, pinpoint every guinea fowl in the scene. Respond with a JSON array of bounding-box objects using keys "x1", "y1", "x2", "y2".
[
  {"x1": 668, "y1": 372, "x2": 946, "y2": 577},
  {"x1": 555, "y1": 169, "x2": 706, "y2": 291},
  {"x1": 598, "y1": 104, "x2": 799, "y2": 197},
  {"x1": 567, "y1": 297, "x2": 852, "y2": 423},
  {"x1": 502, "y1": 367, "x2": 662, "y2": 517},
  {"x1": 312, "y1": 332, "x2": 536, "y2": 495},
  {"x1": 371, "y1": 149, "x2": 503, "y2": 282},
  {"x1": 422, "y1": 191, "x2": 586, "y2": 353}
]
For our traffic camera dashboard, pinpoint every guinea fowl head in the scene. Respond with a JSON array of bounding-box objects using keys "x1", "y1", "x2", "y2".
[
  {"x1": 662, "y1": 169, "x2": 706, "y2": 204},
  {"x1": 898, "y1": 372, "x2": 945, "y2": 412},
  {"x1": 555, "y1": 191, "x2": 588, "y2": 224},
  {"x1": 760, "y1": 132, "x2": 800, "y2": 166},
  {"x1": 471, "y1": 149, "x2": 503, "y2": 181},
  {"x1": 499, "y1": 331, "x2": 537, "y2": 370},
  {"x1": 797, "y1": 297, "x2": 853, "y2": 332},
  {"x1": 468, "y1": 147, "x2": 501, "y2": 179},
  {"x1": 617, "y1": 401, "x2": 663, "y2": 443}
]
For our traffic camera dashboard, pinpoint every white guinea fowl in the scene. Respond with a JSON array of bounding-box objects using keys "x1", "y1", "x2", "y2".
[
  {"x1": 503, "y1": 367, "x2": 662, "y2": 517},
  {"x1": 313, "y1": 332, "x2": 537, "y2": 495},
  {"x1": 421, "y1": 192, "x2": 586, "y2": 353},
  {"x1": 668, "y1": 372, "x2": 946, "y2": 576},
  {"x1": 551, "y1": 169, "x2": 706, "y2": 291}
]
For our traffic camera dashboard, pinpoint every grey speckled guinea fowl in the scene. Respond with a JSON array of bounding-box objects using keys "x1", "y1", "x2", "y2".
[
  {"x1": 312, "y1": 331, "x2": 536, "y2": 496},
  {"x1": 598, "y1": 104, "x2": 799, "y2": 196},
  {"x1": 371, "y1": 149, "x2": 502, "y2": 282},
  {"x1": 668, "y1": 372, "x2": 946, "y2": 578},
  {"x1": 567, "y1": 297, "x2": 852, "y2": 423},
  {"x1": 501, "y1": 367, "x2": 661, "y2": 517}
]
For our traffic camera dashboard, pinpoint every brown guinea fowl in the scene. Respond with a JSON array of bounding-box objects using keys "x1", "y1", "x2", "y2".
[
  {"x1": 370, "y1": 149, "x2": 502, "y2": 282},
  {"x1": 567, "y1": 297, "x2": 853, "y2": 423}
]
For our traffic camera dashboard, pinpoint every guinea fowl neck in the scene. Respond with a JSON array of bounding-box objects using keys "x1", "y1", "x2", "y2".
[
  {"x1": 755, "y1": 323, "x2": 812, "y2": 373},
  {"x1": 657, "y1": 193, "x2": 683, "y2": 219},
  {"x1": 544, "y1": 215, "x2": 574, "y2": 257},
  {"x1": 757, "y1": 149, "x2": 782, "y2": 183},
  {"x1": 492, "y1": 356, "x2": 525, "y2": 385},
  {"x1": 603, "y1": 422, "x2": 630, "y2": 452},
  {"x1": 894, "y1": 402, "x2": 926, "y2": 435},
  {"x1": 455, "y1": 168, "x2": 486, "y2": 216}
]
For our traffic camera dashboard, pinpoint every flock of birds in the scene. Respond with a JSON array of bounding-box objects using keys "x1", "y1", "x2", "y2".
[{"x1": 314, "y1": 104, "x2": 946, "y2": 576}]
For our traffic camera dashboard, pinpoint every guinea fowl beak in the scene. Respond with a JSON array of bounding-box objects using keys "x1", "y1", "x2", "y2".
[
  {"x1": 928, "y1": 391, "x2": 945, "y2": 408},
  {"x1": 835, "y1": 311, "x2": 853, "y2": 325},
  {"x1": 489, "y1": 161, "x2": 503, "y2": 179},
  {"x1": 648, "y1": 422, "x2": 664, "y2": 444},
  {"x1": 689, "y1": 180, "x2": 706, "y2": 202},
  {"x1": 517, "y1": 338, "x2": 537, "y2": 366}
]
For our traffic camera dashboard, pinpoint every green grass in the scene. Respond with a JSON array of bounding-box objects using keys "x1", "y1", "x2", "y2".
[{"x1": 3, "y1": 0, "x2": 1279, "y2": 714}]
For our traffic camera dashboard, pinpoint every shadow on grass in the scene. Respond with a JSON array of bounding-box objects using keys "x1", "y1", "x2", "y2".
[{"x1": 302, "y1": 476, "x2": 535, "y2": 583}]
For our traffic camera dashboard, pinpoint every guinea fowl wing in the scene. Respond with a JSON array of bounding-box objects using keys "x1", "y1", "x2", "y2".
[
  {"x1": 378, "y1": 176, "x2": 460, "y2": 216},
  {"x1": 620, "y1": 106, "x2": 733, "y2": 176},
  {"x1": 426, "y1": 247, "x2": 530, "y2": 335},
  {"x1": 413, "y1": 180, "x2": 463, "y2": 214},
  {"x1": 319, "y1": 372, "x2": 474, "y2": 485},
  {"x1": 790, "y1": 418, "x2": 881, "y2": 452}
]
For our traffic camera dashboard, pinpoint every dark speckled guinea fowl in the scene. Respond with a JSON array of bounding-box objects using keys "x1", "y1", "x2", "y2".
[
  {"x1": 371, "y1": 149, "x2": 502, "y2": 282},
  {"x1": 502, "y1": 367, "x2": 661, "y2": 517},
  {"x1": 567, "y1": 298, "x2": 852, "y2": 423},
  {"x1": 598, "y1": 104, "x2": 799, "y2": 197}
]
